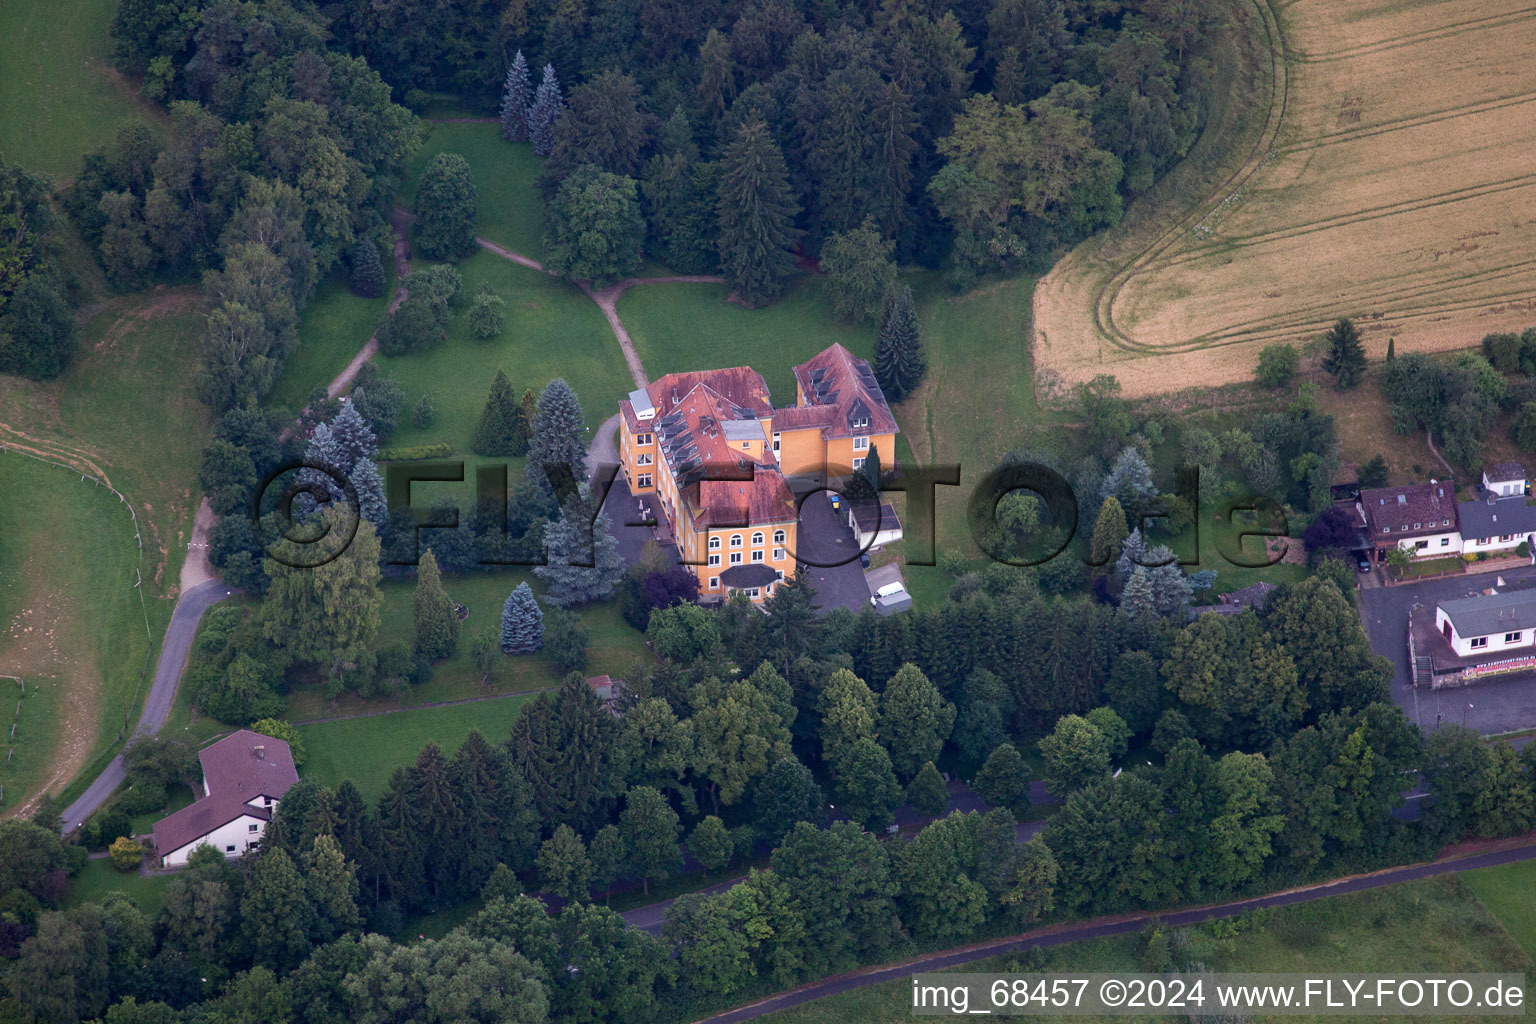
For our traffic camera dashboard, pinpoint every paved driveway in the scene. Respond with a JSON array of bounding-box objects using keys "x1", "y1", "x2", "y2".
[
  {"x1": 791, "y1": 492, "x2": 876, "y2": 614},
  {"x1": 1358, "y1": 564, "x2": 1536, "y2": 734}
]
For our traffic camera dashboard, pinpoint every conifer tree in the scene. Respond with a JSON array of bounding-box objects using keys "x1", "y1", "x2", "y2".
[
  {"x1": 500, "y1": 51, "x2": 533, "y2": 142},
  {"x1": 305, "y1": 833, "x2": 361, "y2": 942},
  {"x1": 529, "y1": 377, "x2": 587, "y2": 490},
  {"x1": 501, "y1": 582, "x2": 544, "y2": 654},
  {"x1": 716, "y1": 116, "x2": 802, "y2": 307},
  {"x1": 1386, "y1": 336, "x2": 1396, "y2": 362},
  {"x1": 528, "y1": 64, "x2": 565, "y2": 157},
  {"x1": 537, "y1": 824, "x2": 590, "y2": 900},
  {"x1": 1322, "y1": 316, "x2": 1366, "y2": 389},
  {"x1": 1119, "y1": 566, "x2": 1157, "y2": 621},
  {"x1": 536, "y1": 488, "x2": 625, "y2": 606},
  {"x1": 407, "y1": 740, "x2": 466, "y2": 902},
  {"x1": 1089, "y1": 496, "x2": 1129, "y2": 578},
  {"x1": 329, "y1": 401, "x2": 379, "y2": 470},
  {"x1": 473, "y1": 368, "x2": 521, "y2": 456},
  {"x1": 412, "y1": 548, "x2": 460, "y2": 659},
  {"x1": 351, "y1": 457, "x2": 386, "y2": 530},
  {"x1": 349, "y1": 238, "x2": 385, "y2": 298},
  {"x1": 511, "y1": 388, "x2": 537, "y2": 457},
  {"x1": 873, "y1": 284, "x2": 925, "y2": 400}
]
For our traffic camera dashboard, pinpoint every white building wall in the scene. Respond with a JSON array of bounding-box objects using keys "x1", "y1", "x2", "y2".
[
  {"x1": 1434, "y1": 606, "x2": 1536, "y2": 657},
  {"x1": 1483, "y1": 473, "x2": 1527, "y2": 497},
  {"x1": 162, "y1": 814, "x2": 269, "y2": 867},
  {"x1": 1397, "y1": 530, "x2": 1461, "y2": 557},
  {"x1": 1460, "y1": 532, "x2": 1532, "y2": 555}
]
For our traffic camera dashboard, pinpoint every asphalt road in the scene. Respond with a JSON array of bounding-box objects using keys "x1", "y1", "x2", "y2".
[
  {"x1": 1358, "y1": 565, "x2": 1536, "y2": 735},
  {"x1": 59, "y1": 579, "x2": 238, "y2": 832},
  {"x1": 692, "y1": 839, "x2": 1536, "y2": 1023},
  {"x1": 792, "y1": 492, "x2": 874, "y2": 613}
]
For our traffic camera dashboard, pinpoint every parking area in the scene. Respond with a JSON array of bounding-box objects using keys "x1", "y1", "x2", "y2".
[
  {"x1": 1358, "y1": 564, "x2": 1536, "y2": 734},
  {"x1": 792, "y1": 491, "x2": 880, "y2": 613}
]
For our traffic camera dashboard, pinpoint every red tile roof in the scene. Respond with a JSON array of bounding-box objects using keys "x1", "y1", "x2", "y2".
[
  {"x1": 790, "y1": 343, "x2": 898, "y2": 439},
  {"x1": 683, "y1": 472, "x2": 798, "y2": 528},
  {"x1": 645, "y1": 367, "x2": 773, "y2": 420},
  {"x1": 1360, "y1": 482, "x2": 1460, "y2": 542}
]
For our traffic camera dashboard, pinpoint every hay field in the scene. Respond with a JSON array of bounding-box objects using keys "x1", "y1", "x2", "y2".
[{"x1": 1034, "y1": 0, "x2": 1536, "y2": 398}]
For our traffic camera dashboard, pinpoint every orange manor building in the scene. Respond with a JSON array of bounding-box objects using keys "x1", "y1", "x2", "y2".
[{"x1": 618, "y1": 344, "x2": 898, "y2": 603}]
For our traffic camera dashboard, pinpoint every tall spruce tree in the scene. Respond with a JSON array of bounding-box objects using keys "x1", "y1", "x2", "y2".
[
  {"x1": 529, "y1": 378, "x2": 587, "y2": 491},
  {"x1": 500, "y1": 52, "x2": 533, "y2": 142},
  {"x1": 349, "y1": 238, "x2": 385, "y2": 298},
  {"x1": 511, "y1": 388, "x2": 538, "y2": 457},
  {"x1": 473, "y1": 368, "x2": 521, "y2": 456},
  {"x1": 536, "y1": 488, "x2": 625, "y2": 606},
  {"x1": 412, "y1": 548, "x2": 460, "y2": 660},
  {"x1": 873, "y1": 284, "x2": 925, "y2": 400},
  {"x1": 1322, "y1": 317, "x2": 1366, "y2": 389},
  {"x1": 716, "y1": 116, "x2": 802, "y2": 307},
  {"x1": 351, "y1": 457, "x2": 386, "y2": 530},
  {"x1": 501, "y1": 582, "x2": 544, "y2": 654},
  {"x1": 528, "y1": 64, "x2": 565, "y2": 158},
  {"x1": 330, "y1": 401, "x2": 379, "y2": 470}
]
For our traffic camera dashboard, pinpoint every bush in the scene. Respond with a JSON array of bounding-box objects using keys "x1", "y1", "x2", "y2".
[
  {"x1": 412, "y1": 393, "x2": 436, "y2": 429},
  {"x1": 415, "y1": 152, "x2": 479, "y2": 262},
  {"x1": 109, "y1": 836, "x2": 145, "y2": 872},
  {"x1": 543, "y1": 607, "x2": 589, "y2": 674},
  {"x1": 377, "y1": 443, "x2": 454, "y2": 461},
  {"x1": 1255, "y1": 343, "x2": 1299, "y2": 388}
]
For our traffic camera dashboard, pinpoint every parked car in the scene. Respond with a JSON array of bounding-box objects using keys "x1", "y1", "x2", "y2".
[
  {"x1": 1357, "y1": 553, "x2": 1372, "y2": 573},
  {"x1": 871, "y1": 581, "x2": 907, "y2": 605},
  {"x1": 860, "y1": 551, "x2": 871, "y2": 568}
]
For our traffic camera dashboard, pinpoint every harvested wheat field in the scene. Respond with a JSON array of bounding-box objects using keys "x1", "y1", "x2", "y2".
[{"x1": 1035, "y1": 0, "x2": 1536, "y2": 398}]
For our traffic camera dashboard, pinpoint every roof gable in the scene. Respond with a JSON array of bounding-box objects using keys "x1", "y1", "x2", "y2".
[{"x1": 790, "y1": 344, "x2": 897, "y2": 438}]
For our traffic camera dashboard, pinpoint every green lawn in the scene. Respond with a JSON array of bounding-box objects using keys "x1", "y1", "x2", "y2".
[
  {"x1": 372, "y1": 250, "x2": 630, "y2": 462},
  {"x1": 0, "y1": 455, "x2": 154, "y2": 813},
  {"x1": 269, "y1": 269, "x2": 397, "y2": 412},
  {"x1": 765, "y1": 876, "x2": 1532, "y2": 1023},
  {"x1": 295, "y1": 693, "x2": 534, "y2": 802},
  {"x1": 404, "y1": 122, "x2": 546, "y2": 261},
  {"x1": 0, "y1": 293, "x2": 215, "y2": 808},
  {"x1": 282, "y1": 571, "x2": 651, "y2": 722},
  {"x1": 0, "y1": 0, "x2": 158, "y2": 182},
  {"x1": 65, "y1": 857, "x2": 173, "y2": 918},
  {"x1": 617, "y1": 275, "x2": 874, "y2": 402},
  {"x1": 1464, "y1": 859, "x2": 1536, "y2": 960},
  {"x1": 1400, "y1": 556, "x2": 1467, "y2": 580}
]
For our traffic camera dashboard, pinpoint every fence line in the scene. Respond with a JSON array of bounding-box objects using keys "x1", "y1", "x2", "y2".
[{"x1": 0, "y1": 446, "x2": 157, "y2": 751}]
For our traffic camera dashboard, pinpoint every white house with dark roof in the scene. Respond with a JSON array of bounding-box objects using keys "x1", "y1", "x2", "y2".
[
  {"x1": 152, "y1": 730, "x2": 298, "y2": 867},
  {"x1": 1434, "y1": 589, "x2": 1536, "y2": 658},
  {"x1": 1356, "y1": 482, "x2": 1461, "y2": 561},
  {"x1": 1483, "y1": 462, "x2": 1528, "y2": 498},
  {"x1": 1457, "y1": 493, "x2": 1536, "y2": 557}
]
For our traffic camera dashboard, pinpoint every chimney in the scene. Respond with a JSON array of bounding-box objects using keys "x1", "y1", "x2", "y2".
[{"x1": 254, "y1": 745, "x2": 265, "y2": 760}]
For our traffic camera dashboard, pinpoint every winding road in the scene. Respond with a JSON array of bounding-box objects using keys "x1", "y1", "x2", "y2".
[
  {"x1": 59, "y1": 578, "x2": 238, "y2": 831},
  {"x1": 692, "y1": 838, "x2": 1536, "y2": 1023}
]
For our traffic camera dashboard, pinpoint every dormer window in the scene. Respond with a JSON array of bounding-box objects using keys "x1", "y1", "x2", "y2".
[{"x1": 1413, "y1": 523, "x2": 1421, "y2": 530}]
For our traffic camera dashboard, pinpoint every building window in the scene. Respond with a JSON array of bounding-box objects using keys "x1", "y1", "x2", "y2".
[
  {"x1": 1413, "y1": 522, "x2": 1421, "y2": 530},
  {"x1": 263, "y1": 796, "x2": 271, "y2": 805},
  {"x1": 709, "y1": 536, "x2": 721, "y2": 550},
  {"x1": 1415, "y1": 540, "x2": 1427, "y2": 550},
  {"x1": 765, "y1": 583, "x2": 774, "y2": 596},
  {"x1": 852, "y1": 457, "x2": 865, "y2": 469},
  {"x1": 249, "y1": 823, "x2": 260, "y2": 832},
  {"x1": 751, "y1": 531, "x2": 764, "y2": 545},
  {"x1": 730, "y1": 552, "x2": 742, "y2": 564},
  {"x1": 637, "y1": 433, "x2": 652, "y2": 445},
  {"x1": 772, "y1": 547, "x2": 785, "y2": 561},
  {"x1": 747, "y1": 587, "x2": 761, "y2": 598},
  {"x1": 853, "y1": 436, "x2": 869, "y2": 451},
  {"x1": 1441, "y1": 538, "x2": 1450, "y2": 546},
  {"x1": 776, "y1": 569, "x2": 785, "y2": 581},
  {"x1": 708, "y1": 554, "x2": 721, "y2": 566},
  {"x1": 1383, "y1": 526, "x2": 1391, "y2": 533},
  {"x1": 637, "y1": 474, "x2": 652, "y2": 488},
  {"x1": 730, "y1": 534, "x2": 742, "y2": 547},
  {"x1": 708, "y1": 576, "x2": 719, "y2": 590},
  {"x1": 772, "y1": 432, "x2": 780, "y2": 452},
  {"x1": 1507, "y1": 632, "x2": 1523, "y2": 644},
  {"x1": 226, "y1": 845, "x2": 236, "y2": 852},
  {"x1": 773, "y1": 529, "x2": 786, "y2": 544},
  {"x1": 637, "y1": 453, "x2": 652, "y2": 465},
  {"x1": 1471, "y1": 637, "x2": 1489, "y2": 649},
  {"x1": 752, "y1": 550, "x2": 764, "y2": 562}
]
